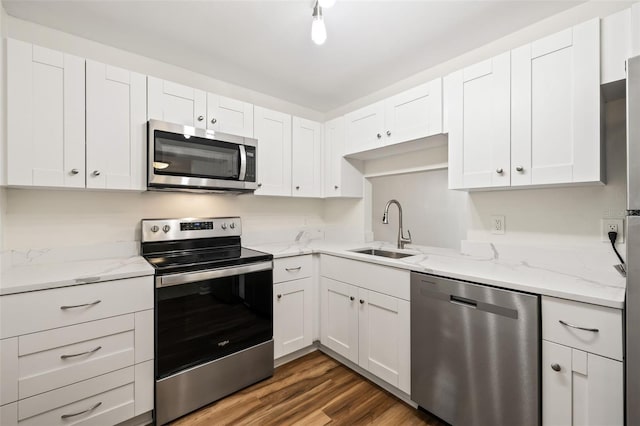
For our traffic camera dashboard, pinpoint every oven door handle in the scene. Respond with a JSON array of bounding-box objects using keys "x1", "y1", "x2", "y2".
[
  {"x1": 239, "y1": 145, "x2": 247, "y2": 181},
  {"x1": 157, "y1": 261, "x2": 273, "y2": 288}
]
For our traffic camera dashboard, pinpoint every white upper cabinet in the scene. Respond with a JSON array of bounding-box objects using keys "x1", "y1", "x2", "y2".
[
  {"x1": 323, "y1": 117, "x2": 363, "y2": 198},
  {"x1": 384, "y1": 79, "x2": 443, "y2": 146},
  {"x1": 206, "y1": 93, "x2": 254, "y2": 137},
  {"x1": 253, "y1": 106, "x2": 292, "y2": 196},
  {"x1": 600, "y1": 5, "x2": 640, "y2": 85},
  {"x1": 345, "y1": 101, "x2": 385, "y2": 154},
  {"x1": 344, "y1": 78, "x2": 444, "y2": 156},
  {"x1": 86, "y1": 61, "x2": 146, "y2": 190},
  {"x1": 291, "y1": 117, "x2": 322, "y2": 198},
  {"x1": 7, "y1": 39, "x2": 85, "y2": 188},
  {"x1": 147, "y1": 77, "x2": 206, "y2": 128},
  {"x1": 511, "y1": 19, "x2": 601, "y2": 186},
  {"x1": 448, "y1": 52, "x2": 511, "y2": 190}
]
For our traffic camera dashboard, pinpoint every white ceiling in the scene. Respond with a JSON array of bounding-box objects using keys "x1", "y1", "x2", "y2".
[{"x1": 2, "y1": 0, "x2": 582, "y2": 112}]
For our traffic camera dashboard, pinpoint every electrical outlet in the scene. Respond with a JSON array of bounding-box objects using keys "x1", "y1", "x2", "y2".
[
  {"x1": 601, "y1": 219, "x2": 624, "y2": 243},
  {"x1": 491, "y1": 215, "x2": 505, "y2": 235}
]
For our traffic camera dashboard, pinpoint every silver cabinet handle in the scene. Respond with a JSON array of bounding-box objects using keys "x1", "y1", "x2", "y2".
[
  {"x1": 70, "y1": 169, "x2": 79, "y2": 175},
  {"x1": 211, "y1": 118, "x2": 217, "y2": 124},
  {"x1": 61, "y1": 346, "x2": 102, "y2": 359},
  {"x1": 60, "y1": 300, "x2": 101, "y2": 310},
  {"x1": 285, "y1": 267, "x2": 302, "y2": 272},
  {"x1": 197, "y1": 115, "x2": 204, "y2": 121},
  {"x1": 551, "y1": 363, "x2": 561, "y2": 372},
  {"x1": 516, "y1": 166, "x2": 524, "y2": 172},
  {"x1": 376, "y1": 133, "x2": 382, "y2": 139},
  {"x1": 496, "y1": 168, "x2": 504, "y2": 174},
  {"x1": 61, "y1": 402, "x2": 102, "y2": 419},
  {"x1": 386, "y1": 130, "x2": 391, "y2": 136},
  {"x1": 559, "y1": 320, "x2": 599, "y2": 333},
  {"x1": 359, "y1": 299, "x2": 365, "y2": 304},
  {"x1": 350, "y1": 296, "x2": 355, "y2": 301},
  {"x1": 92, "y1": 170, "x2": 100, "y2": 177},
  {"x1": 277, "y1": 294, "x2": 282, "y2": 300}
]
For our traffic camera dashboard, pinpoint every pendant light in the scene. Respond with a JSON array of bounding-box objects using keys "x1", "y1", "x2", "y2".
[{"x1": 311, "y1": 2, "x2": 327, "y2": 45}]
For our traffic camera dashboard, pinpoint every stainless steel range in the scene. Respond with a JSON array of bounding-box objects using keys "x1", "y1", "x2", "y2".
[{"x1": 141, "y1": 217, "x2": 274, "y2": 425}]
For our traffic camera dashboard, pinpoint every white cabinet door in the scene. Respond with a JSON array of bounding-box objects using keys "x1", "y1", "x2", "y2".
[
  {"x1": 7, "y1": 39, "x2": 85, "y2": 188},
  {"x1": 323, "y1": 117, "x2": 363, "y2": 198},
  {"x1": 543, "y1": 340, "x2": 623, "y2": 426},
  {"x1": 147, "y1": 77, "x2": 206, "y2": 128},
  {"x1": 600, "y1": 9, "x2": 631, "y2": 85},
  {"x1": 253, "y1": 107, "x2": 292, "y2": 196},
  {"x1": 512, "y1": 19, "x2": 601, "y2": 186},
  {"x1": 448, "y1": 52, "x2": 511, "y2": 189},
  {"x1": 86, "y1": 61, "x2": 146, "y2": 190},
  {"x1": 632, "y1": 3, "x2": 640, "y2": 57},
  {"x1": 345, "y1": 101, "x2": 385, "y2": 154},
  {"x1": 320, "y1": 277, "x2": 358, "y2": 363},
  {"x1": 384, "y1": 79, "x2": 442, "y2": 146},
  {"x1": 273, "y1": 278, "x2": 313, "y2": 359},
  {"x1": 206, "y1": 93, "x2": 254, "y2": 137},
  {"x1": 292, "y1": 117, "x2": 322, "y2": 198},
  {"x1": 358, "y1": 289, "x2": 410, "y2": 394}
]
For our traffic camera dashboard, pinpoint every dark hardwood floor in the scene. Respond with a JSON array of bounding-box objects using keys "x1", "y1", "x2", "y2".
[{"x1": 170, "y1": 351, "x2": 445, "y2": 425}]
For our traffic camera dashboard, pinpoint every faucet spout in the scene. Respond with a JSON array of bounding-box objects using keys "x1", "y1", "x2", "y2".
[{"x1": 382, "y1": 199, "x2": 412, "y2": 249}]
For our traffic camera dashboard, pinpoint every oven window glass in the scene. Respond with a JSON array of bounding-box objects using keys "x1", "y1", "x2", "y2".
[
  {"x1": 156, "y1": 268, "x2": 272, "y2": 379},
  {"x1": 153, "y1": 130, "x2": 240, "y2": 180}
]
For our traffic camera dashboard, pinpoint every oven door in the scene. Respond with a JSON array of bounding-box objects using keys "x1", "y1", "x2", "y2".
[
  {"x1": 148, "y1": 120, "x2": 257, "y2": 191},
  {"x1": 155, "y1": 261, "x2": 272, "y2": 380}
]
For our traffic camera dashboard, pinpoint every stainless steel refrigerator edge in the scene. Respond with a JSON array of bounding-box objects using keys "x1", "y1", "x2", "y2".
[{"x1": 625, "y1": 54, "x2": 640, "y2": 425}]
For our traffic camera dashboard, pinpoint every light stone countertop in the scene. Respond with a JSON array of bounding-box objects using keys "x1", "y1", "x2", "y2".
[
  {"x1": 0, "y1": 242, "x2": 155, "y2": 295},
  {"x1": 248, "y1": 239, "x2": 627, "y2": 309}
]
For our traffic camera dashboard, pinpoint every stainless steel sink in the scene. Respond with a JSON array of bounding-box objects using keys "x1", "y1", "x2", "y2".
[{"x1": 350, "y1": 248, "x2": 415, "y2": 259}]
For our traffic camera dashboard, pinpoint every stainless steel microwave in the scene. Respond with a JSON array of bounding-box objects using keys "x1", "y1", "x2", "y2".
[{"x1": 147, "y1": 119, "x2": 258, "y2": 193}]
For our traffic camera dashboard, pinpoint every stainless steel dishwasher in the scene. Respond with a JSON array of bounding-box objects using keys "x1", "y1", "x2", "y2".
[{"x1": 411, "y1": 272, "x2": 540, "y2": 426}]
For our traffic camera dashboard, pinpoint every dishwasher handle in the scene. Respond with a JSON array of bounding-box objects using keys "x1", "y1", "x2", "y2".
[{"x1": 450, "y1": 295, "x2": 478, "y2": 308}]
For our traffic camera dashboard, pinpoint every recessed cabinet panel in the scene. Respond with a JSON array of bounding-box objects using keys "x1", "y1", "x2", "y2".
[
  {"x1": 274, "y1": 278, "x2": 313, "y2": 359},
  {"x1": 320, "y1": 277, "x2": 359, "y2": 363},
  {"x1": 448, "y1": 53, "x2": 511, "y2": 189},
  {"x1": 512, "y1": 19, "x2": 601, "y2": 186},
  {"x1": 7, "y1": 39, "x2": 85, "y2": 188},
  {"x1": 323, "y1": 117, "x2": 363, "y2": 198},
  {"x1": 86, "y1": 61, "x2": 146, "y2": 190},
  {"x1": 345, "y1": 102, "x2": 385, "y2": 154},
  {"x1": 207, "y1": 93, "x2": 254, "y2": 137},
  {"x1": 253, "y1": 106, "x2": 292, "y2": 196},
  {"x1": 147, "y1": 77, "x2": 206, "y2": 128},
  {"x1": 292, "y1": 117, "x2": 322, "y2": 198}
]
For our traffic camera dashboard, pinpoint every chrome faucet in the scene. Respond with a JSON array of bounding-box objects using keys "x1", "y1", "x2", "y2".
[{"x1": 382, "y1": 199, "x2": 412, "y2": 249}]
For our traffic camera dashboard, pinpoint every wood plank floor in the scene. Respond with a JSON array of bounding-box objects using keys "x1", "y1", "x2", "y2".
[{"x1": 170, "y1": 351, "x2": 445, "y2": 426}]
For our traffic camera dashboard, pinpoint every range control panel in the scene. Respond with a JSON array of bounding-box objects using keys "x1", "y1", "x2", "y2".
[{"x1": 141, "y1": 217, "x2": 242, "y2": 242}]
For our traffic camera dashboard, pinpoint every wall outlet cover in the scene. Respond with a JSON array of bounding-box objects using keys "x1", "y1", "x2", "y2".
[
  {"x1": 601, "y1": 219, "x2": 624, "y2": 243},
  {"x1": 491, "y1": 215, "x2": 505, "y2": 235}
]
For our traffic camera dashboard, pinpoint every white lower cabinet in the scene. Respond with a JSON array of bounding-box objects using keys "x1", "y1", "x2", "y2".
[
  {"x1": 543, "y1": 340, "x2": 623, "y2": 426},
  {"x1": 0, "y1": 276, "x2": 154, "y2": 426},
  {"x1": 273, "y1": 256, "x2": 315, "y2": 359},
  {"x1": 319, "y1": 256, "x2": 410, "y2": 394}
]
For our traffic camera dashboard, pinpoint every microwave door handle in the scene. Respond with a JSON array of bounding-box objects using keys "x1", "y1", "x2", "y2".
[{"x1": 239, "y1": 145, "x2": 247, "y2": 181}]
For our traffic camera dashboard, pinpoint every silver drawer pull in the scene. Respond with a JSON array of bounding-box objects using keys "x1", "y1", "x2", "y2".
[
  {"x1": 61, "y1": 401, "x2": 102, "y2": 419},
  {"x1": 60, "y1": 346, "x2": 102, "y2": 359},
  {"x1": 559, "y1": 320, "x2": 599, "y2": 333},
  {"x1": 74, "y1": 277, "x2": 101, "y2": 284},
  {"x1": 60, "y1": 300, "x2": 102, "y2": 310},
  {"x1": 285, "y1": 267, "x2": 302, "y2": 272}
]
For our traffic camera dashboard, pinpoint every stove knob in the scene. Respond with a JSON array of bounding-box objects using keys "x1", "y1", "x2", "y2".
[
  {"x1": 150, "y1": 225, "x2": 159, "y2": 233},
  {"x1": 162, "y1": 225, "x2": 171, "y2": 233},
  {"x1": 221, "y1": 223, "x2": 228, "y2": 230},
  {"x1": 230, "y1": 222, "x2": 236, "y2": 229}
]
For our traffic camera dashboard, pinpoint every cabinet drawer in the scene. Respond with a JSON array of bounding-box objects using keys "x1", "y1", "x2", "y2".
[
  {"x1": 18, "y1": 368, "x2": 134, "y2": 426},
  {"x1": 320, "y1": 255, "x2": 410, "y2": 300},
  {"x1": 273, "y1": 255, "x2": 313, "y2": 283},
  {"x1": 542, "y1": 296, "x2": 623, "y2": 360},
  {"x1": 18, "y1": 317, "x2": 135, "y2": 399},
  {"x1": 0, "y1": 276, "x2": 153, "y2": 338}
]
